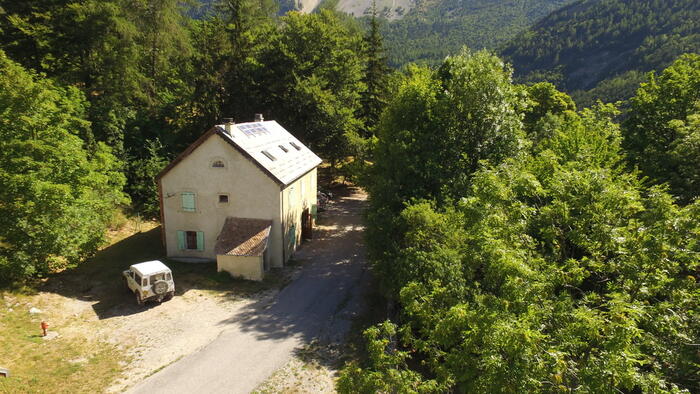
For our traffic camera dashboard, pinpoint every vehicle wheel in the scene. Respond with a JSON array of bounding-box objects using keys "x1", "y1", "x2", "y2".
[
  {"x1": 135, "y1": 292, "x2": 143, "y2": 305},
  {"x1": 164, "y1": 291, "x2": 174, "y2": 301},
  {"x1": 124, "y1": 277, "x2": 130, "y2": 293},
  {"x1": 152, "y1": 280, "x2": 168, "y2": 296}
]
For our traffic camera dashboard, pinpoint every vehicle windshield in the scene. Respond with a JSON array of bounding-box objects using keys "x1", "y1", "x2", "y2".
[{"x1": 151, "y1": 273, "x2": 165, "y2": 282}]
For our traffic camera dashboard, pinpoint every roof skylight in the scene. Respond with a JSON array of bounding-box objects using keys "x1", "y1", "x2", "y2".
[{"x1": 261, "y1": 150, "x2": 276, "y2": 161}]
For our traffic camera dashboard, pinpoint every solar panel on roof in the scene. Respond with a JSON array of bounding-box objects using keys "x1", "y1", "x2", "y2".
[{"x1": 238, "y1": 123, "x2": 272, "y2": 137}]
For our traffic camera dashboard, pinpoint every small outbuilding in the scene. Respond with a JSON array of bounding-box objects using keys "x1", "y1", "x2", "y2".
[
  {"x1": 214, "y1": 217, "x2": 272, "y2": 281},
  {"x1": 157, "y1": 116, "x2": 321, "y2": 280}
]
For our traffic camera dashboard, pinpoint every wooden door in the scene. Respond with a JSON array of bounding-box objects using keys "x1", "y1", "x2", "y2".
[{"x1": 301, "y1": 208, "x2": 313, "y2": 239}]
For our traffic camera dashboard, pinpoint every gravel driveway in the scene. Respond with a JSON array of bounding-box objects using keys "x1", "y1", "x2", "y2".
[{"x1": 128, "y1": 187, "x2": 368, "y2": 394}]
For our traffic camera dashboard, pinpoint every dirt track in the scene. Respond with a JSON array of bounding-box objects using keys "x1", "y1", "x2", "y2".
[{"x1": 127, "y1": 187, "x2": 368, "y2": 393}]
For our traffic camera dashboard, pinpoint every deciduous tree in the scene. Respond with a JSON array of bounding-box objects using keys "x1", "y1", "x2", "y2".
[
  {"x1": 0, "y1": 51, "x2": 127, "y2": 282},
  {"x1": 623, "y1": 53, "x2": 700, "y2": 202}
]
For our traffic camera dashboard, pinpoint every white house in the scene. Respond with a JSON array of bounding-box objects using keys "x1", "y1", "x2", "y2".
[{"x1": 157, "y1": 116, "x2": 322, "y2": 280}]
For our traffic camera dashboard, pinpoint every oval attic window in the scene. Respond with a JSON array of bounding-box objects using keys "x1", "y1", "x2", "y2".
[{"x1": 212, "y1": 160, "x2": 225, "y2": 168}]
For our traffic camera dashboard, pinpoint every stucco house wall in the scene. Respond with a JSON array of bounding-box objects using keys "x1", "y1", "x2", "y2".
[
  {"x1": 159, "y1": 134, "x2": 284, "y2": 265},
  {"x1": 281, "y1": 168, "x2": 318, "y2": 261},
  {"x1": 217, "y1": 255, "x2": 264, "y2": 281}
]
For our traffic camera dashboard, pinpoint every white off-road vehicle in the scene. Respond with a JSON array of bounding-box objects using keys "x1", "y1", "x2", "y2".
[{"x1": 123, "y1": 260, "x2": 175, "y2": 305}]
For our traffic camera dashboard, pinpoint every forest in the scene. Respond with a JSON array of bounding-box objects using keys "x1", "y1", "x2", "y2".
[
  {"x1": 378, "y1": 0, "x2": 575, "y2": 68},
  {"x1": 377, "y1": 0, "x2": 700, "y2": 107},
  {"x1": 1, "y1": 0, "x2": 698, "y2": 392},
  {"x1": 0, "y1": 0, "x2": 382, "y2": 281},
  {"x1": 502, "y1": 0, "x2": 700, "y2": 106},
  {"x1": 340, "y1": 51, "x2": 700, "y2": 392}
]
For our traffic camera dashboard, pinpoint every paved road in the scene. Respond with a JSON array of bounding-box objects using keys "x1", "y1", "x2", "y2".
[{"x1": 129, "y1": 188, "x2": 368, "y2": 394}]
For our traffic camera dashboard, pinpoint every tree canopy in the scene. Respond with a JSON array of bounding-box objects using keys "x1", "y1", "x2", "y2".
[
  {"x1": 253, "y1": 10, "x2": 365, "y2": 165},
  {"x1": 342, "y1": 50, "x2": 700, "y2": 393},
  {"x1": 0, "y1": 51, "x2": 127, "y2": 282},
  {"x1": 623, "y1": 53, "x2": 700, "y2": 203}
]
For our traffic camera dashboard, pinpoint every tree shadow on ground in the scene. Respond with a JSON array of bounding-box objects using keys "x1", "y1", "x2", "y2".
[
  {"x1": 294, "y1": 271, "x2": 387, "y2": 373},
  {"x1": 41, "y1": 226, "x2": 286, "y2": 320},
  {"x1": 211, "y1": 186, "x2": 370, "y2": 370}
]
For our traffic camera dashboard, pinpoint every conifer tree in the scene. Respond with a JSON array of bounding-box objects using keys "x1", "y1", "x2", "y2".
[{"x1": 359, "y1": 1, "x2": 390, "y2": 137}]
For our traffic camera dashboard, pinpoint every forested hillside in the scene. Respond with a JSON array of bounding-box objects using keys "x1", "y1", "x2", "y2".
[
  {"x1": 502, "y1": 0, "x2": 700, "y2": 106},
  {"x1": 194, "y1": 0, "x2": 578, "y2": 69},
  {"x1": 380, "y1": 0, "x2": 575, "y2": 68}
]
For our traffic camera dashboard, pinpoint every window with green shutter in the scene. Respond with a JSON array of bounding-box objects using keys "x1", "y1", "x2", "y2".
[
  {"x1": 288, "y1": 224, "x2": 296, "y2": 250},
  {"x1": 177, "y1": 230, "x2": 204, "y2": 251},
  {"x1": 177, "y1": 230, "x2": 186, "y2": 250},
  {"x1": 196, "y1": 231, "x2": 204, "y2": 251},
  {"x1": 181, "y1": 192, "x2": 196, "y2": 212}
]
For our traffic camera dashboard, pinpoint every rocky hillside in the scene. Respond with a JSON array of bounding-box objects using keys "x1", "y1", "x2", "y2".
[{"x1": 336, "y1": 0, "x2": 413, "y2": 19}]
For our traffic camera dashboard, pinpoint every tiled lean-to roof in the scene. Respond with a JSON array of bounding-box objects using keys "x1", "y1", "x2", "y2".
[{"x1": 215, "y1": 217, "x2": 272, "y2": 257}]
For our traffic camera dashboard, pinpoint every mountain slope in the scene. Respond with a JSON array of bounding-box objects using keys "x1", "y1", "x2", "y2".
[
  {"x1": 379, "y1": 0, "x2": 576, "y2": 68},
  {"x1": 190, "y1": 0, "x2": 576, "y2": 69},
  {"x1": 335, "y1": 0, "x2": 413, "y2": 19},
  {"x1": 502, "y1": 0, "x2": 700, "y2": 104}
]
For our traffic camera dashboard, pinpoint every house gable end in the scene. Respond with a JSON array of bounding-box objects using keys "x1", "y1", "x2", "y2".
[{"x1": 156, "y1": 127, "x2": 284, "y2": 187}]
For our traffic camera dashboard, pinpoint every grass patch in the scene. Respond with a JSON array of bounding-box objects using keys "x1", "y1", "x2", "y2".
[{"x1": 0, "y1": 296, "x2": 126, "y2": 393}]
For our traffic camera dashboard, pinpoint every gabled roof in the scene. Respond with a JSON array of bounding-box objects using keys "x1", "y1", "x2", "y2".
[
  {"x1": 219, "y1": 121, "x2": 322, "y2": 185},
  {"x1": 157, "y1": 120, "x2": 322, "y2": 187},
  {"x1": 215, "y1": 217, "x2": 272, "y2": 257}
]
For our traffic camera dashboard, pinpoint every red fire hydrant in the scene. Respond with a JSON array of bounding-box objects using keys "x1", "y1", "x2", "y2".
[{"x1": 40, "y1": 321, "x2": 49, "y2": 337}]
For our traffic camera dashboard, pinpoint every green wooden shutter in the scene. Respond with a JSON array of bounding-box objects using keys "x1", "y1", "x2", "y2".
[
  {"x1": 289, "y1": 225, "x2": 296, "y2": 250},
  {"x1": 177, "y1": 230, "x2": 186, "y2": 250},
  {"x1": 196, "y1": 231, "x2": 205, "y2": 251},
  {"x1": 181, "y1": 192, "x2": 196, "y2": 212}
]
